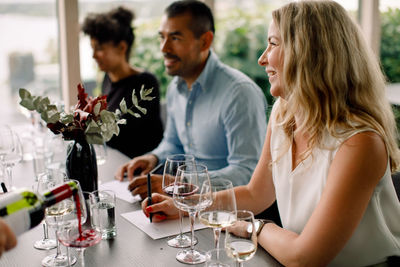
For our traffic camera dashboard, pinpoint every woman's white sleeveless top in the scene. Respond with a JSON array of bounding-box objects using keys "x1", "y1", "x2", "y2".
[{"x1": 270, "y1": 99, "x2": 400, "y2": 266}]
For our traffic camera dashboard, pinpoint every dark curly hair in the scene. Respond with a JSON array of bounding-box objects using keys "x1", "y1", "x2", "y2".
[
  {"x1": 165, "y1": 0, "x2": 214, "y2": 38},
  {"x1": 82, "y1": 6, "x2": 135, "y2": 60}
]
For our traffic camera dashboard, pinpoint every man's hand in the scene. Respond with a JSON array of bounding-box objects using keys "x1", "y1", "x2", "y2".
[
  {"x1": 128, "y1": 174, "x2": 163, "y2": 200},
  {"x1": 115, "y1": 154, "x2": 158, "y2": 181},
  {"x1": 141, "y1": 193, "x2": 180, "y2": 222},
  {"x1": 0, "y1": 218, "x2": 17, "y2": 257}
]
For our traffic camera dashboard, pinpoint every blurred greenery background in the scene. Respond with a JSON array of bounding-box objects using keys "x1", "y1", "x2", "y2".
[
  {"x1": 381, "y1": 8, "x2": 400, "y2": 139},
  {"x1": 131, "y1": 5, "x2": 273, "y2": 108},
  {"x1": 131, "y1": 6, "x2": 400, "y2": 123}
]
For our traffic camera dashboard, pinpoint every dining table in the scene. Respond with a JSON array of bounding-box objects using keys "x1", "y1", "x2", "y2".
[{"x1": 0, "y1": 133, "x2": 282, "y2": 267}]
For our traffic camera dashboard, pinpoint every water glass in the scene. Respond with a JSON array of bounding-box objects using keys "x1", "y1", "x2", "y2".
[
  {"x1": 89, "y1": 190, "x2": 116, "y2": 239},
  {"x1": 93, "y1": 143, "x2": 107, "y2": 166},
  {"x1": 206, "y1": 248, "x2": 235, "y2": 267}
]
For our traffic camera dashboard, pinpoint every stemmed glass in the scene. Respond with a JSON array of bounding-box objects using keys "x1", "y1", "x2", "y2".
[
  {"x1": 57, "y1": 189, "x2": 102, "y2": 267},
  {"x1": 173, "y1": 163, "x2": 212, "y2": 264},
  {"x1": 0, "y1": 125, "x2": 13, "y2": 162},
  {"x1": 39, "y1": 172, "x2": 78, "y2": 267},
  {"x1": 0, "y1": 125, "x2": 13, "y2": 192},
  {"x1": 225, "y1": 210, "x2": 257, "y2": 267},
  {"x1": 199, "y1": 178, "x2": 237, "y2": 250},
  {"x1": 33, "y1": 177, "x2": 57, "y2": 250},
  {"x1": 162, "y1": 154, "x2": 197, "y2": 248},
  {"x1": 2, "y1": 130, "x2": 23, "y2": 190}
]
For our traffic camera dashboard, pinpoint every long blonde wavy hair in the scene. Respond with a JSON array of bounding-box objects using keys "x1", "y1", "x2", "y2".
[{"x1": 273, "y1": 0, "x2": 400, "y2": 172}]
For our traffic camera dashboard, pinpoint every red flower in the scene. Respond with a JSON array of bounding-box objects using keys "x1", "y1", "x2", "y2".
[{"x1": 73, "y1": 84, "x2": 108, "y2": 125}]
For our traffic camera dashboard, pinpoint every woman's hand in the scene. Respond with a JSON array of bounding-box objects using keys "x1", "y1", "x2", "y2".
[{"x1": 141, "y1": 193, "x2": 180, "y2": 222}]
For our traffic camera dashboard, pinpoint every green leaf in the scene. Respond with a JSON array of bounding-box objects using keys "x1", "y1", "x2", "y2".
[
  {"x1": 46, "y1": 105, "x2": 60, "y2": 123},
  {"x1": 19, "y1": 88, "x2": 31, "y2": 99},
  {"x1": 100, "y1": 110, "x2": 116, "y2": 123},
  {"x1": 40, "y1": 97, "x2": 50, "y2": 107},
  {"x1": 119, "y1": 99, "x2": 127, "y2": 114},
  {"x1": 93, "y1": 102, "x2": 101, "y2": 116},
  {"x1": 60, "y1": 113, "x2": 74, "y2": 124},
  {"x1": 135, "y1": 105, "x2": 147, "y2": 115},
  {"x1": 40, "y1": 110, "x2": 49, "y2": 123},
  {"x1": 19, "y1": 99, "x2": 36, "y2": 111},
  {"x1": 127, "y1": 109, "x2": 141, "y2": 118},
  {"x1": 100, "y1": 121, "x2": 119, "y2": 141},
  {"x1": 132, "y1": 90, "x2": 139, "y2": 106},
  {"x1": 33, "y1": 96, "x2": 43, "y2": 111},
  {"x1": 85, "y1": 120, "x2": 101, "y2": 134},
  {"x1": 140, "y1": 86, "x2": 155, "y2": 101},
  {"x1": 117, "y1": 119, "x2": 126, "y2": 125},
  {"x1": 85, "y1": 133, "x2": 104, "y2": 144},
  {"x1": 139, "y1": 85, "x2": 146, "y2": 99}
]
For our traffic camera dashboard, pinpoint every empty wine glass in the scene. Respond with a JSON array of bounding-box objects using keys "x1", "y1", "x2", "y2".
[
  {"x1": 162, "y1": 154, "x2": 197, "y2": 248},
  {"x1": 225, "y1": 210, "x2": 257, "y2": 267},
  {"x1": 0, "y1": 125, "x2": 13, "y2": 162},
  {"x1": 2, "y1": 130, "x2": 23, "y2": 190},
  {"x1": 199, "y1": 178, "x2": 237, "y2": 250},
  {"x1": 173, "y1": 163, "x2": 213, "y2": 264}
]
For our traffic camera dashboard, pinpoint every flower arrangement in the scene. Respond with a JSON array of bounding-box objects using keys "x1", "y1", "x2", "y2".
[{"x1": 19, "y1": 83, "x2": 154, "y2": 144}]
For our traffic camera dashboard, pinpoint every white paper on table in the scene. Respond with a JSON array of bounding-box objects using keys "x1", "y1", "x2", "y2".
[
  {"x1": 121, "y1": 210, "x2": 208, "y2": 240},
  {"x1": 99, "y1": 180, "x2": 141, "y2": 203}
]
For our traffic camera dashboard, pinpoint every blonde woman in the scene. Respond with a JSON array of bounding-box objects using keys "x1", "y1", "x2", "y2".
[{"x1": 142, "y1": 1, "x2": 400, "y2": 265}]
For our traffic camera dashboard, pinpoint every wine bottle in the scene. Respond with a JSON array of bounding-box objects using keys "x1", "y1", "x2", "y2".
[{"x1": 0, "y1": 181, "x2": 78, "y2": 236}]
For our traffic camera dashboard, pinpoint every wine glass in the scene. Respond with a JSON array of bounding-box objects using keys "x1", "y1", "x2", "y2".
[
  {"x1": 40, "y1": 174, "x2": 82, "y2": 267},
  {"x1": 206, "y1": 248, "x2": 235, "y2": 267},
  {"x1": 33, "y1": 178, "x2": 57, "y2": 250},
  {"x1": 173, "y1": 163, "x2": 213, "y2": 264},
  {"x1": 162, "y1": 154, "x2": 197, "y2": 248},
  {"x1": 225, "y1": 210, "x2": 257, "y2": 267},
  {"x1": 57, "y1": 190, "x2": 102, "y2": 267},
  {"x1": 3, "y1": 130, "x2": 23, "y2": 190},
  {"x1": 199, "y1": 178, "x2": 237, "y2": 250},
  {"x1": 0, "y1": 125, "x2": 13, "y2": 162}
]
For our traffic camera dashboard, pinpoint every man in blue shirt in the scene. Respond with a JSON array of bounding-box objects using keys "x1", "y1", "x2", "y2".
[{"x1": 115, "y1": 0, "x2": 267, "y2": 199}]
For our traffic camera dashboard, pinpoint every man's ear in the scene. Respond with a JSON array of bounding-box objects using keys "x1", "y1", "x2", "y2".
[{"x1": 200, "y1": 31, "x2": 214, "y2": 51}]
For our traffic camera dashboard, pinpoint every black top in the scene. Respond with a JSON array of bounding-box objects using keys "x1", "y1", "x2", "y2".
[{"x1": 102, "y1": 72, "x2": 164, "y2": 158}]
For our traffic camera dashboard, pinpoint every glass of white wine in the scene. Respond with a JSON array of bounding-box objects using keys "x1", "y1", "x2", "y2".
[
  {"x1": 39, "y1": 172, "x2": 78, "y2": 267},
  {"x1": 225, "y1": 210, "x2": 257, "y2": 267},
  {"x1": 199, "y1": 178, "x2": 237, "y2": 250}
]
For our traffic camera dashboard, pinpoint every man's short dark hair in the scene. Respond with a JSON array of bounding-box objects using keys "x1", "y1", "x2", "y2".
[{"x1": 165, "y1": 0, "x2": 215, "y2": 38}]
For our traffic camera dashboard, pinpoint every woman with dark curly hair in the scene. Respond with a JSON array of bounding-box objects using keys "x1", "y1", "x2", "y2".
[{"x1": 82, "y1": 6, "x2": 163, "y2": 158}]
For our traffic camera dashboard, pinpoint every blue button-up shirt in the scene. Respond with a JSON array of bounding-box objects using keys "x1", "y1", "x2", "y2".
[{"x1": 151, "y1": 51, "x2": 267, "y2": 186}]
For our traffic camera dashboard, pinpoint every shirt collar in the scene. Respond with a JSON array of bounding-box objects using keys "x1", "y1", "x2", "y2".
[{"x1": 175, "y1": 50, "x2": 219, "y2": 93}]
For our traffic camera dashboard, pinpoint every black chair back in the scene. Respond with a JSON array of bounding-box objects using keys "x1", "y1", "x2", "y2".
[{"x1": 391, "y1": 172, "x2": 400, "y2": 201}]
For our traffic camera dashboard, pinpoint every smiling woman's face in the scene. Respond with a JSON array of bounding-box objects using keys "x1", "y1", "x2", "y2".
[{"x1": 258, "y1": 20, "x2": 285, "y2": 99}]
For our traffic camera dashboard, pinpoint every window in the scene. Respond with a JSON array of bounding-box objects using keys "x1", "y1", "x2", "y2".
[{"x1": 0, "y1": 0, "x2": 60, "y2": 124}]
